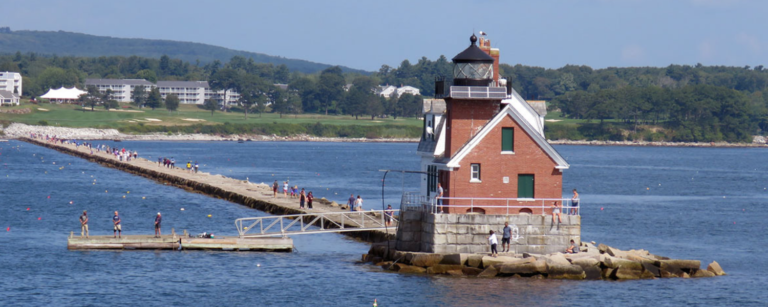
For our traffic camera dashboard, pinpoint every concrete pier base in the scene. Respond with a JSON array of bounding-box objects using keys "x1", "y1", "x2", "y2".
[{"x1": 396, "y1": 212, "x2": 580, "y2": 254}]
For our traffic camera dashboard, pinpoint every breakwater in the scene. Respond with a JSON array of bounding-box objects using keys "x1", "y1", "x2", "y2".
[{"x1": 20, "y1": 137, "x2": 394, "y2": 243}]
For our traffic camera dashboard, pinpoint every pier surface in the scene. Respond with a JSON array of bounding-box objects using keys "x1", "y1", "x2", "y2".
[
  {"x1": 21, "y1": 137, "x2": 395, "y2": 242},
  {"x1": 68, "y1": 234, "x2": 293, "y2": 252}
]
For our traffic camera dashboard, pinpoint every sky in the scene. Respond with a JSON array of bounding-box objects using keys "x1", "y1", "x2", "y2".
[{"x1": 4, "y1": 0, "x2": 768, "y2": 71}]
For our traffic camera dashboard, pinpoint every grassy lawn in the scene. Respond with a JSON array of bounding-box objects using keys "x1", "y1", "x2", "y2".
[{"x1": 0, "y1": 102, "x2": 422, "y2": 129}]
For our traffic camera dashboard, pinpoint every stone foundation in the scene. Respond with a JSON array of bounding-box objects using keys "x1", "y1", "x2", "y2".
[{"x1": 396, "y1": 211, "x2": 580, "y2": 254}]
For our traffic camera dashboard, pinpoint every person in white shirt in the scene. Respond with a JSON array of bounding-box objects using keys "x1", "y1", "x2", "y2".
[{"x1": 488, "y1": 230, "x2": 498, "y2": 257}]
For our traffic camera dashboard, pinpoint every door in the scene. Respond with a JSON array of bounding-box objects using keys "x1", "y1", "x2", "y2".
[{"x1": 517, "y1": 174, "x2": 534, "y2": 199}]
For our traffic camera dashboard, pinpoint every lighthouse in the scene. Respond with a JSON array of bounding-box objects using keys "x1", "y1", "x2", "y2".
[{"x1": 398, "y1": 34, "x2": 578, "y2": 255}]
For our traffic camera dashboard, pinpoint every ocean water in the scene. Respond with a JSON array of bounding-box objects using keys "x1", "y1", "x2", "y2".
[{"x1": 0, "y1": 141, "x2": 766, "y2": 306}]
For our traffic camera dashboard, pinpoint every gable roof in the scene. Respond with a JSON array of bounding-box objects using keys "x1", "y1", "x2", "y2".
[{"x1": 445, "y1": 104, "x2": 569, "y2": 169}]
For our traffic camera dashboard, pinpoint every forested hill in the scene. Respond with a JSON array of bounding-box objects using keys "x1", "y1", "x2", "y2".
[{"x1": 0, "y1": 30, "x2": 367, "y2": 74}]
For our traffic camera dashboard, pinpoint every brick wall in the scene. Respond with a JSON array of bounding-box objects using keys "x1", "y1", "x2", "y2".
[
  {"x1": 445, "y1": 114, "x2": 563, "y2": 215},
  {"x1": 444, "y1": 98, "x2": 501, "y2": 158}
]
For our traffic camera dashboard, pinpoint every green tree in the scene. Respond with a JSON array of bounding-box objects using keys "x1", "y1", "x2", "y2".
[
  {"x1": 209, "y1": 68, "x2": 241, "y2": 111},
  {"x1": 235, "y1": 74, "x2": 269, "y2": 119},
  {"x1": 203, "y1": 98, "x2": 218, "y2": 116},
  {"x1": 79, "y1": 85, "x2": 100, "y2": 111},
  {"x1": 317, "y1": 66, "x2": 345, "y2": 115},
  {"x1": 131, "y1": 85, "x2": 148, "y2": 108},
  {"x1": 104, "y1": 100, "x2": 119, "y2": 111},
  {"x1": 165, "y1": 94, "x2": 180, "y2": 113},
  {"x1": 344, "y1": 76, "x2": 377, "y2": 119},
  {"x1": 135, "y1": 69, "x2": 158, "y2": 83},
  {"x1": 146, "y1": 87, "x2": 163, "y2": 110}
]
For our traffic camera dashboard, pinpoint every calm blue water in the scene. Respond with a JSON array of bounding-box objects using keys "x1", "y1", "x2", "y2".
[{"x1": 0, "y1": 141, "x2": 766, "y2": 306}]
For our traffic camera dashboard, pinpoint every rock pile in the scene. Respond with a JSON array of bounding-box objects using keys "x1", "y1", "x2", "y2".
[
  {"x1": 363, "y1": 242, "x2": 725, "y2": 280},
  {"x1": 0, "y1": 108, "x2": 31, "y2": 114}
]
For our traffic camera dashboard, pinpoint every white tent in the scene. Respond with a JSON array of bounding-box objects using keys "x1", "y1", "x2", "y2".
[{"x1": 40, "y1": 87, "x2": 87, "y2": 102}]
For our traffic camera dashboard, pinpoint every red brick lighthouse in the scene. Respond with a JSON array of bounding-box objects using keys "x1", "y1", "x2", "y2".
[
  {"x1": 416, "y1": 34, "x2": 570, "y2": 215},
  {"x1": 399, "y1": 34, "x2": 578, "y2": 254}
]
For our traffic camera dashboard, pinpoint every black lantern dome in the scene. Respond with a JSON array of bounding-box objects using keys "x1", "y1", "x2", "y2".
[{"x1": 452, "y1": 34, "x2": 495, "y2": 86}]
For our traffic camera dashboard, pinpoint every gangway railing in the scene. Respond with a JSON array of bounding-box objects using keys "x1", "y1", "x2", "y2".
[{"x1": 234, "y1": 210, "x2": 399, "y2": 238}]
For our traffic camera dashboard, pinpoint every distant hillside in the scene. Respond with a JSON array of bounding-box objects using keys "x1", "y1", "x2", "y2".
[{"x1": 0, "y1": 29, "x2": 367, "y2": 74}]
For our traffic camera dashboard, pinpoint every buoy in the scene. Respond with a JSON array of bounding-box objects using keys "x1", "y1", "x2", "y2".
[
  {"x1": 69, "y1": 201, "x2": 73, "y2": 204},
  {"x1": 601, "y1": 207, "x2": 604, "y2": 210},
  {"x1": 38, "y1": 217, "x2": 41, "y2": 220},
  {"x1": 256, "y1": 263, "x2": 260, "y2": 267},
  {"x1": 26, "y1": 208, "x2": 29, "y2": 211},
  {"x1": 207, "y1": 214, "x2": 212, "y2": 217},
  {"x1": 47, "y1": 196, "x2": 50, "y2": 199},
  {"x1": 122, "y1": 195, "x2": 126, "y2": 198},
  {"x1": 127, "y1": 191, "x2": 130, "y2": 194},
  {"x1": 180, "y1": 208, "x2": 185, "y2": 211},
  {"x1": 243, "y1": 227, "x2": 248, "y2": 230},
  {"x1": 105, "y1": 190, "x2": 108, "y2": 193},
  {"x1": 646, "y1": 187, "x2": 649, "y2": 190},
  {"x1": 142, "y1": 197, "x2": 146, "y2": 199},
  {"x1": 5, "y1": 227, "x2": 8, "y2": 231}
]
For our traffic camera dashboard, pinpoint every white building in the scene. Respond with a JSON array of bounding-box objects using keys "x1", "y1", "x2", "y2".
[
  {"x1": 0, "y1": 71, "x2": 22, "y2": 97},
  {"x1": 85, "y1": 79, "x2": 154, "y2": 103},
  {"x1": 377, "y1": 85, "x2": 421, "y2": 98},
  {"x1": 157, "y1": 81, "x2": 239, "y2": 105},
  {"x1": 0, "y1": 90, "x2": 20, "y2": 105}
]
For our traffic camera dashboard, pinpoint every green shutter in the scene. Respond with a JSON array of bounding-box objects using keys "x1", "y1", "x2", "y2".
[
  {"x1": 517, "y1": 174, "x2": 534, "y2": 198},
  {"x1": 502, "y1": 128, "x2": 514, "y2": 152}
]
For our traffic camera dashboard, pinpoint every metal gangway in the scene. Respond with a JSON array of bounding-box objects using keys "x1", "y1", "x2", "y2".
[{"x1": 234, "y1": 210, "x2": 399, "y2": 238}]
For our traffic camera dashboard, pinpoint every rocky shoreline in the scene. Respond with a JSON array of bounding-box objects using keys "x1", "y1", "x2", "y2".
[
  {"x1": 364, "y1": 242, "x2": 725, "y2": 280},
  {"x1": 4, "y1": 123, "x2": 768, "y2": 147}
]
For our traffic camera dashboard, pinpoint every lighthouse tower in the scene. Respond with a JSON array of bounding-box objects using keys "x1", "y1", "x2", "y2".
[{"x1": 398, "y1": 34, "x2": 578, "y2": 255}]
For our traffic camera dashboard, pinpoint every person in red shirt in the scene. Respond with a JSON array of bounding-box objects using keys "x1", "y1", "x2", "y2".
[{"x1": 306, "y1": 192, "x2": 314, "y2": 210}]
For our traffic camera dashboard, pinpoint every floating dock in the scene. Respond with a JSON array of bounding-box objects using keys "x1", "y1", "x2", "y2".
[{"x1": 67, "y1": 234, "x2": 293, "y2": 252}]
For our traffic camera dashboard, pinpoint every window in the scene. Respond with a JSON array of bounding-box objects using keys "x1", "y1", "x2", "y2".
[
  {"x1": 470, "y1": 164, "x2": 481, "y2": 182},
  {"x1": 502, "y1": 127, "x2": 514, "y2": 152}
]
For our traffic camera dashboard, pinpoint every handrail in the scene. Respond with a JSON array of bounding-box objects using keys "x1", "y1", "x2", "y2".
[
  {"x1": 430, "y1": 197, "x2": 580, "y2": 216},
  {"x1": 234, "y1": 210, "x2": 400, "y2": 238}
]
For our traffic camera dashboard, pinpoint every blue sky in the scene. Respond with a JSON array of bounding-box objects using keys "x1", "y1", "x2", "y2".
[{"x1": 4, "y1": 0, "x2": 767, "y2": 71}]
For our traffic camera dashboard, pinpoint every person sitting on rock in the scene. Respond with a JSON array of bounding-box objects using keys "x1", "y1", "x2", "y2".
[{"x1": 566, "y1": 239, "x2": 579, "y2": 254}]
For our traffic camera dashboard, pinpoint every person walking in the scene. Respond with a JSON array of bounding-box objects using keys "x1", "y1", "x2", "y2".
[
  {"x1": 79, "y1": 210, "x2": 89, "y2": 238},
  {"x1": 306, "y1": 191, "x2": 314, "y2": 210},
  {"x1": 113, "y1": 211, "x2": 122, "y2": 238},
  {"x1": 436, "y1": 183, "x2": 444, "y2": 213},
  {"x1": 272, "y1": 180, "x2": 279, "y2": 198},
  {"x1": 355, "y1": 195, "x2": 363, "y2": 211},
  {"x1": 283, "y1": 181, "x2": 288, "y2": 197},
  {"x1": 299, "y1": 188, "x2": 306, "y2": 209},
  {"x1": 551, "y1": 201, "x2": 563, "y2": 224},
  {"x1": 488, "y1": 230, "x2": 499, "y2": 257},
  {"x1": 186, "y1": 161, "x2": 192, "y2": 173},
  {"x1": 570, "y1": 189, "x2": 580, "y2": 215},
  {"x1": 194, "y1": 161, "x2": 199, "y2": 173},
  {"x1": 502, "y1": 222, "x2": 512, "y2": 253},
  {"x1": 385, "y1": 205, "x2": 394, "y2": 226},
  {"x1": 347, "y1": 194, "x2": 356, "y2": 212},
  {"x1": 154, "y1": 212, "x2": 162, "y2": 238}
]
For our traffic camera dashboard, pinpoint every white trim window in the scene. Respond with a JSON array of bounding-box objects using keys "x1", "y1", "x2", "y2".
[{"x1": 470, "y1": 163, "x2": 481, "y2": 182}]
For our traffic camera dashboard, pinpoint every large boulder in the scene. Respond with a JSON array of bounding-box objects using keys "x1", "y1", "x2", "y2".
[
  {"x1": 583, "y1": 266, "x2": 603, "y2": 280},
  {"x1": 548, "y1": 264, "x2": 586, "y2": 280},
  {"x1": 498, "y1": 260, "x2": 547, "y2": 276},
  {"x1": 641, "y1": 262, "x2": 661, "y2": 278},
  {"x1": 658, "y1": 259, "x2": 700, "y2": 271},
  {"x1": 462, "y1": 267, "x2": 484, "y2": 276},
  {"x1": 598, "y1": 243, "x2": 609, "y2": 254},
  {"x1": 411, "y1": 254, "x2": 444, "y2": 267},
  {"x1": 571, "y1": 257, "x2": 599, "y2": 268},
  {"x1": 610, "y1": 266, "x2": 642, "y2": 280},
  {"x1": 482, "y1": 256, "x2": 531, "y2": 268},
  {"x1": 544, "y1": 253, "x2": 572, "y2": 266},
  {"x1": 707, "y1": 261, "x2": 726, "y2": 276},
  {"x1": 466, "y1": 255, "x2": 484, "y2": 268},
  {"x1": 395, "y1": 264, "x2": 427, "y2": 274},
  {"x1": 478, "y1": 265, "x2": 499, "y2": 278},
  {"x1": 659, "y1": 269, "x2": 679, "y2": 278},
  {"x1": 439, "y1": 254, "x2": 465, "y2": 265},
  {"x1": 603, "y1": 256, "x2": 643, "y2": 270},
  {"x1": 426, "y1": 264, "x2": 465, "y2": 274},
  {"x1": 692, "y1": 269, "x2": 716, "y2": 278}
]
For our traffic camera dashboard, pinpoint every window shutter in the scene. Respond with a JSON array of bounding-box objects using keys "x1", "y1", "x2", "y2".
[{"x1": 502, "y1": 128, "x2": 514, "y2": 151}]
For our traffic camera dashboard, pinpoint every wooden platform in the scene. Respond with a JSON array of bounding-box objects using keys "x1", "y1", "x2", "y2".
[{"x1": 67, "y1": 234, "x2": 293, "y2": 252}]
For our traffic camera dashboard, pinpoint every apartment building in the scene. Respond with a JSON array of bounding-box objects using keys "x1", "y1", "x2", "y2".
[
  {"x1": 85, "y1": 79, "x2": 155, "y2": 103},
  {"x1": 157, "y1": 81, "x2": 239, "y2": 105},
  {"x1": 0, "y1": 71, "x2": 22, "y2": 97}
]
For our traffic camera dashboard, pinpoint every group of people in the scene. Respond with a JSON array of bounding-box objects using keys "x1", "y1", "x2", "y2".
[
  {"x1": 551, "y1": 189, "x2": 580, "y2": 224},
  {"x1": 157, "y1": 157, "x2": 199, "y2": 173},
  {"x1": 487, "y1": 222, "x2": 580, "y2": 257},
  {"x1": 79, "y1": 210, "x2": 163, "y2": 238}
]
